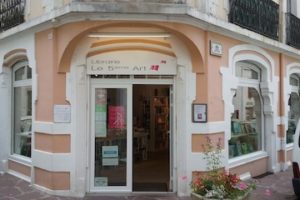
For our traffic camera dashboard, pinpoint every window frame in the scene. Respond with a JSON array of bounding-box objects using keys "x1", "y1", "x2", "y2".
[
  {"x1": 11, "y1": 60, "x2": 32, "y2": 158},
  {"x1": 229, "y1": 62, "x2": 265, "y2": 159}
]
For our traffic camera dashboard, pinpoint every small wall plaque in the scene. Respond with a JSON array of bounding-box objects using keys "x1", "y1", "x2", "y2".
[
  {"x1": 210, "y1": 40, "x2": 223, "y2": 57},
  {"x1": 54, "y1": 105, "x2": 71, "y2": 123},
  {"x1": 192, "y1": 103, "x2": 207, "y2": 123}
]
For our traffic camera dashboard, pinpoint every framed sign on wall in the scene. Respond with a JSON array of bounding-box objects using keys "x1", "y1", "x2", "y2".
[{"x1": 192, "y1": 103, "x2": 207, "y2": 123}]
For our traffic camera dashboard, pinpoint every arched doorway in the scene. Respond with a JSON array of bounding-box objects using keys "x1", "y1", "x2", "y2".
[{"x1": 66, "y1": 25, "x2": 199, "y2": 193}]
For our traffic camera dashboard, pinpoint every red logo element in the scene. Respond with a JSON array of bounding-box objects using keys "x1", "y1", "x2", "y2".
[
  {"x1": 151, "y1": 65, "x2": 159, "y2": 71},
  {"x1": 161, "y1": 60, "x2": 167, "y2": 64}
]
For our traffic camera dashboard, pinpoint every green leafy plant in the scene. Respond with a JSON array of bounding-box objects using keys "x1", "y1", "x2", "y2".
[{"x1": 191, "y1": 136, "x2": 256, "y2": 199}]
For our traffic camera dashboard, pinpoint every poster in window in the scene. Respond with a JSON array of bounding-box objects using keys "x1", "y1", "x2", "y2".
[
  {"x1": 95, "y1": 89, "x2": 107, "y2": 137},
  {"x1": 109, "y1": 106, "x2": 125, "y2": 129}
]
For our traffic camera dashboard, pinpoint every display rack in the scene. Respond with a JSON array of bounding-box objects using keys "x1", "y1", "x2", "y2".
[
  {"x1": 229, "y1": 119, "x2": 257, "y2": 158},
  {"x1": 153, "y1": 96, "x2": 169, "y2": 151}
]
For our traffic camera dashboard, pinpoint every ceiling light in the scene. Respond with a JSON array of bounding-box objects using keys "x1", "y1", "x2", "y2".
[{"x1": 88, "y1": 32, "x2": 170, "y2": 38}]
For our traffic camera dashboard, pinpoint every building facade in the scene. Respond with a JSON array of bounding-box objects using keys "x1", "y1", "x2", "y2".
[{"x1": 0, "y1": 0, "x2": 300, "y2": 197}]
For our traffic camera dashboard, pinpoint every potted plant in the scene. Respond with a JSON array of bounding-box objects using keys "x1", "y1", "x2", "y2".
[{"x1": 190, "y1": 137, "x2": 255, "y2": 200}]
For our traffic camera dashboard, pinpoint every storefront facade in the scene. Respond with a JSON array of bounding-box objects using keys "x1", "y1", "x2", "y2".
[{"x1": 1, "y1": 0, "x2": 300, "y2": 197}]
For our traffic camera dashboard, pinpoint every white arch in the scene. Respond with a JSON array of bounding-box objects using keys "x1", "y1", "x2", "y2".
[
  {"x1": 221, "y1": 44, "x2": 279, "y2": 173},
  {"x1": 229, "y1": 44, "x2": 275, "y2": 81}
]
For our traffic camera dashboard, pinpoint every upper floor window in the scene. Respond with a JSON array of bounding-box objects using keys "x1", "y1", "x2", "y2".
[
  {"x1": 288, "y1": 0, "x2": 298, "y2": 17},
  {"x1": 236, "y1": 62, "x2": 261, "y2": 81},
  {"x1": 12, "y1": 61, "x2": 32, "y2": 158}
]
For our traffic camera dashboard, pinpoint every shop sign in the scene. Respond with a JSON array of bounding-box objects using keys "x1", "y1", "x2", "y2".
[{"x1": 87, "y1": 51, "x2": 177, "y2": 75}]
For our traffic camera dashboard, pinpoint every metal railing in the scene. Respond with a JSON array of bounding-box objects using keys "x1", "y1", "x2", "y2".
[
  {"x1": 286, "y1": 12, "x2": 300, "y2": 49},
  {"x1": 229, "y1": 0, "x2": 279, "y2": 40},
  {"x1": 0, "y1": 0, "x2": 25, "y2": 32}
]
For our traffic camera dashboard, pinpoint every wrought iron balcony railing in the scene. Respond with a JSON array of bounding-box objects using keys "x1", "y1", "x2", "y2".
[
  {"x1": 0, "y1": 0, "x2": 25, "y2": 32},
  {"x1": 229, "y1": 0, "x2": 279, "y2": 40},
  {"x1": 286, "y1": 13, "x2": 300, "y2": 49}
]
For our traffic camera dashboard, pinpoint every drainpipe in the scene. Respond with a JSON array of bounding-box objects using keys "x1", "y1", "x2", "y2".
[{"x1": 279, "y1": 53, "x2": 286, "y2": 171}]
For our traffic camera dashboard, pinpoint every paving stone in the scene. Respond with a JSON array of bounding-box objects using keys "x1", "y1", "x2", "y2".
[
  {"x1": 0, "y1": 168, "x2": 297, "y2": 200},
  {"x1": 0, "y1": 187, "x2": 22, "y2": 197},
  {"x1": 15, "y1": 191, "x2": 46, "y2": 200}
]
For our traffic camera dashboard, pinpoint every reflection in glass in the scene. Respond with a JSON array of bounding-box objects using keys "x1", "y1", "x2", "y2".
[
  {"x1": 235, "y1": 62, "x2": 260, "y2": 80},
  {"x1": 94, "y1": 88, "x2": 127, "y2": 187},
  {"x1": 229, "y1": 87, "x2": 262, "y2": 158},
  {"x1": 287, "y1": 92, "x2": 300, "y2": 144},
  {"x1": 13, "y1": 86, "x2": 32, "y2": 157}
]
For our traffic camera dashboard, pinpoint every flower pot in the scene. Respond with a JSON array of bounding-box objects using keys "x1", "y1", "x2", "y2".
[{"x1": 191, "y1": 191, "x2": 251, "y2": 200}]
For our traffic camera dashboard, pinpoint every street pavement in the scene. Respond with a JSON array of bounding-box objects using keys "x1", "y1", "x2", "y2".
[{"x1": 0, "y1": 167, "x2": 297, "y2": 200}]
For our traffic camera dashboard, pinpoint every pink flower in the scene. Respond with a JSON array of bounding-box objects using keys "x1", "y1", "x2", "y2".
[{"x1": 237, "y1": 182, "x2": 248, "y2": 190}]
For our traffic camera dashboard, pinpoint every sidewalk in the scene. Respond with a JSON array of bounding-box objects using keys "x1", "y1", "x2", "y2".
[
  {"x1": 249, "y1": 167, "x2": 297, "y2": 200},
  {"x1": 0, "y1": 168, "x2": 297, "y2": 200}
]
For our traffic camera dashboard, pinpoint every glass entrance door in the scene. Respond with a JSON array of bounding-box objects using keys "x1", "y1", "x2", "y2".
[{"x1": 90, "y1": 84, "x2": 132, "y2": 192}]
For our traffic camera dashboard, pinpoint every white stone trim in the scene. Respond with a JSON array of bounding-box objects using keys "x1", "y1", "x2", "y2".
[
  {"x1": 8, "y1": 154, "x2": 32, "y2": 166},
  {"x1": 32, "y1": 150, "x2": 72, "y2": 172},
  {"x1": 7, "y1": 169, "x2": 31, "y2": 182},
  {"x1": 34, "y1": 121, "x2": 71, "y2": 134},
  {"x1": 190, "y1": 121, "x2": 226, "y2": 133},
  {"x1": 34, "y1": 184, "x2": 84, "y2": 198},
  {"x1": 228, "y1": 151, "x2": 268, "y2": 169}
]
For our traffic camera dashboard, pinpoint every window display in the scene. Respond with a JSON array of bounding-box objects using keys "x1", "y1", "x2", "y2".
[
  {"x1": 229, "y1": 86, "x2": 262, "y2": 158},
  {"x1": 13, "y1": 62, "x2": 32, "y2": 157}
]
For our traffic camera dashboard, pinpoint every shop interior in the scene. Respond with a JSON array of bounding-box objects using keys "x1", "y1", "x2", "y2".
[{"x1": 132, "y1": 84, "x2": 170, "y2": 191}]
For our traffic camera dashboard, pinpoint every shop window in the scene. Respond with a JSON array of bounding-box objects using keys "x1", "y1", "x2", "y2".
[
  {"x1": 229, "y1": 62, "x2": 262, "y2": 158},
  {"x1": 287, "y1": 75, "x2": 300, "y2": 144},
  {"x1": 12, "y1": 61, "x2": 32, "y2": 158},
  {"x1": 229, "y1": 87, "x2": 262, "y2": 158}
]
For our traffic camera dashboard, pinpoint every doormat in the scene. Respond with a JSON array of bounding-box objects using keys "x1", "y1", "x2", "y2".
[{"x1": 133, "y1": 182, "x2": 168, "y2": 191}]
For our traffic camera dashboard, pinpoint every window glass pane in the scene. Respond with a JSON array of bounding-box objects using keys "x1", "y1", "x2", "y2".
[
  {"x1": 14, "y1": 86, "x2": 32, "y2": 157},
  {"x1": 229, "y1": 87, "x2": 262, "y2": 158},
  {"x1": 27, "y1": 66, "x2": 32, "y2": 79},
  {"x1": 94, "y1": 88, "x2": 127, "y2": 187},
  {"x1": 290, "y1": 77, "x2": 299, "y2": 86},
  {"x1": 15, "y1": 66, "x2": 25, "y2": 81},
  {"x1": 287, "y1": 92, "x2": 300, "y2": 144},
  {"x1": 236, "y1": 62, "x2": 260, "y2": 80}
]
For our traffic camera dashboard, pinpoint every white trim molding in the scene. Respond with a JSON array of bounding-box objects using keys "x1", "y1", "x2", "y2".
[
  {"x1": 34, "y1": 121, "x2": 71, "y2": 134},
  {"x1": 32, "y1": 150, "x2": 72, "y2": 172}
]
